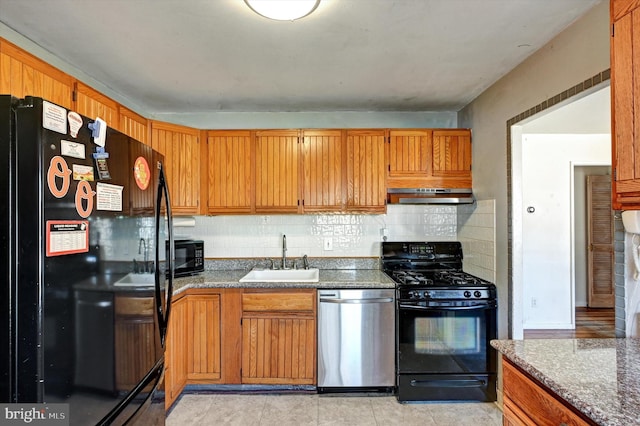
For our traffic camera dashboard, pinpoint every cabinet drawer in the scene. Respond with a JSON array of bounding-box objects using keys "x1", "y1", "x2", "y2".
[
  {"x1": 242, "y1": 290, "x2": 315, "y2": 312},
  {"x1": 115, "y1": 296, "x2": 154, "y2": 316},
  {"x1": 502, "y1": 359, "x2": 594, "y2": 426}
]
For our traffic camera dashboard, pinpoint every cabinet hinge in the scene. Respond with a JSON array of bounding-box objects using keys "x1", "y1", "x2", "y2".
[
  {"x1": 72, "y1": 90, "x2": 77, "y2": 102},
  {"x1": 612, "y1": 23, "x2": 615, "y2": 37},
  {"x1": 613, "y1": 168, "x2": 617, "y2": 181}
]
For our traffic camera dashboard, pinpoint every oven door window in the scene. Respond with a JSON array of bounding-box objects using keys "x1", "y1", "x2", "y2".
[
  {"x1": 398, "y1": 306, "x2": 495, "y2": 374},
  {"x1": 415, "y1": 316, "x2": 479, "y2": 354}
]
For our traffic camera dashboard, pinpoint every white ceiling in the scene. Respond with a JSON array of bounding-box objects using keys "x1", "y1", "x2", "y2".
[{"x1": 0, "y1": 0, "x2": 601, "y2": 114}]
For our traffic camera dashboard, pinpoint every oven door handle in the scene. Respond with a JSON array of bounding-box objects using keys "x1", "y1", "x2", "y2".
[{"x1": 398, "y1": 303, "x2": 495, "y2": 311}]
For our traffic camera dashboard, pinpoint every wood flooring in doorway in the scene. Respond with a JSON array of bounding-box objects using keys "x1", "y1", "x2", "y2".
[{"x1": 523, "y1": 307, "x2": 615, "y2": 339}]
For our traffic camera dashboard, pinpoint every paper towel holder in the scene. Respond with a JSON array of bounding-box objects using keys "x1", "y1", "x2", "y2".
[{"x1": 622, "y1": 210, "x2": 640, "y2": 234}]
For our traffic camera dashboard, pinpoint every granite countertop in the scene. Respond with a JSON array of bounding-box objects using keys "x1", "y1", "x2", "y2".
[
  {"x1": 172, "y1": 269, "x2": 395, "y2": 295},
  {"x1": 491, "y1": 338, "x2": 640, "y2": 426}
]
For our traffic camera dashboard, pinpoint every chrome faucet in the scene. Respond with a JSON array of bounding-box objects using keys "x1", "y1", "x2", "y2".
[
  {"x1": 138, "y1": 238, "x2": 148, "y2": 273},
  {"x1": 282, "y1": 234, "x2": 288, "y2": 269},
  {"x1": 302, "y1": 254, "x2": 309, "y2": 270}
]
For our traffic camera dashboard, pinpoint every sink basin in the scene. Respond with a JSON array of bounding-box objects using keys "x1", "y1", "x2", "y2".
[
  {"x1": 239, "y1": 268, "x2": 319, "y2": 283},
  {"x1": 114, "y1": 273, "x2": 156, "y2": 287}
]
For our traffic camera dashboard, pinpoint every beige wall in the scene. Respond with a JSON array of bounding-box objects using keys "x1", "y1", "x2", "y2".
[{"x1": 458, "y1": 0, "x2": 610, "y2": 338}]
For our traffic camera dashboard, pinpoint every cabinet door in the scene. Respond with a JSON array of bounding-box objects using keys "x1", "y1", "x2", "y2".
[
  {"x1": 114, "y1": 296, "x2": 156, "y2": 391},
  {"x1": 388, "y1": 129, "x2": 432, "y2": 178},
  {"x1": 612, "y1": 0, "x2": 640, "y2": 208},
  {"x1": 186, "y1": 294, "x2": 222, "y2": 382},
  {"x1": 302, "y1": 129, "x2": 344, "y2": 212},
  {"x1": 151, "y1": 121, "x2": 200, "y2": 215},
  {"x1": 241, "y1": 317, "x2": 316, "y2": 385},
  {"x1": 75, "y1": 81, "x2": 119, "y2": 128},
  {"x1": 119, "y1": 106, "x2": 149, "y2": 146},
  {"x1": 346, "y1": 129, "x2": 386, "y2": 212},
  {"x1": 0, "y1": 39, "x2": 74, "y2": 108},
  {"x1": 165, "y1": 295, "x2": 187, "y2": 410},
  {"x1": 431, "y1": 129, "x2": 472, "y2": 178},
  {"x1": 502, "y1": 357, "x2": 593, "y2": 426},
  {"x1": 255, "y1": 130, "x2": 300, "y2": 213},
  {"x1": 241, "y1": 290, "x2": 316, "y2": 385},
  {"x1": 205, "y1": 130, "x2": 253, "y2": 214}
]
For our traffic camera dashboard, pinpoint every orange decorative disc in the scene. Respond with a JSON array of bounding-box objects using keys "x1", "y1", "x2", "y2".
[{"x1": 134, "y1": 156, "x2": 151, "y2": 190}]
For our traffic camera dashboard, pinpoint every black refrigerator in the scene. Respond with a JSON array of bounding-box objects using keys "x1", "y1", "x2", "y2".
[{"x1": 0, "y1": 95, "x2": 174, "y2": 425}]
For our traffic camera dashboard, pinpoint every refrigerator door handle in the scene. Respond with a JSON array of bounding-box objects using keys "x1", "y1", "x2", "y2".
[{"x1": 155, "y1": 162, "x2": 173, "y2": 347}]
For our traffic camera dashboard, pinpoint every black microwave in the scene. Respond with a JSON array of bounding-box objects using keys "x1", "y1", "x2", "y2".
[{"x1": 168, "y1": 239, "x2": 204, "y2": 277}]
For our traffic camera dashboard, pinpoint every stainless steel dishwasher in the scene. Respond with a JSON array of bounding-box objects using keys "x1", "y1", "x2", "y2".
[{"x1": 317, "y1": 288, "x2": 396, "y2": 392}]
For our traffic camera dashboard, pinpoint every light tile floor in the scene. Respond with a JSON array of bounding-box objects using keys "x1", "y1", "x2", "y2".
[{"x1": 167, "y1": 393, "x2": 503, "y2": 426}]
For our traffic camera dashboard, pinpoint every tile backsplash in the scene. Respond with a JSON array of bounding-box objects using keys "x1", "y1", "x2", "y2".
[
  {"x1": 184, "y1": 205, "x2": 457, "y2": 259},
  {"x1": 457, "y1": 199, "x2": 496, "y2": 282},
  {"x1": 91, "y1": 201, "x2": 496, "y2": 281}
]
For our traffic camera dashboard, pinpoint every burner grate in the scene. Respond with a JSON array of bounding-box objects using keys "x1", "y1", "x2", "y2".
[
  {"x1": 392, "y1": 271, "x2": 434, "y2": 286},
  {"x1": 434, "y1": 271, "x2": 487, "y2": 286}
]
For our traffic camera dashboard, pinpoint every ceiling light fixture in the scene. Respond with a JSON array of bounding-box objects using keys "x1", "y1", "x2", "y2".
[{"x1": 244, "y1": 0, "x2": 321, "y2": 21}]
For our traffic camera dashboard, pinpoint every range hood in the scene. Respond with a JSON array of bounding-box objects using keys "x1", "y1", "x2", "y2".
[{"x1": 387, "y1": 188, "x2": 475, "y2": 205}]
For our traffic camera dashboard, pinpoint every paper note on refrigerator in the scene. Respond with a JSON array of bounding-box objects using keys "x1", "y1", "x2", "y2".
[{"x1": 96, "y1": 182, "x2": 123, "y2": 211}]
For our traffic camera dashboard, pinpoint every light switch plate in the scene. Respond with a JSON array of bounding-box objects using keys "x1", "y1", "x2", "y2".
[{"x1": 323, "y1": 237, "x2": 333, "y2": 251}]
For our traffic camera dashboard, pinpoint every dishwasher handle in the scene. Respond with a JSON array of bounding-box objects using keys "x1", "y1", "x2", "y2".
[{"x1": 319, "y1": 297, "x2": 394, "y2": 304}]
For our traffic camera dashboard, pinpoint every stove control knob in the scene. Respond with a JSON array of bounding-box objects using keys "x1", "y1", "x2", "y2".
[
  {"x1": 474, "y1": 291, "x2": 482, "y2": 298},
  {"x1": 464, "y1": 291, "x2": 472, "y2": 298}
]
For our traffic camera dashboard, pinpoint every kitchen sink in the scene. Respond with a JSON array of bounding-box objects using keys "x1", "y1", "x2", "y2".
[
  {"x1": 114, "y1": 273, "x2": 156, "y2": 287},
  {"x1": 239, "y1": 268, "x2": 320, "y2": 283}
]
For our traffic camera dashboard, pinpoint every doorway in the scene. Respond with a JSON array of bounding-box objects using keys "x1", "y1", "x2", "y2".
[{"x1": 511, "y1": 84, "x2": 612, "y2": 338}]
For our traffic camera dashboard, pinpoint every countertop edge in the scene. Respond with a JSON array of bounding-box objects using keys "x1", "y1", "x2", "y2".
[
  {"x1": 491, "y1": 339, "x2": 623, "y2": 426},
  {"x1": 172, "y1": 269, "x2": 395, "y2": 295}
]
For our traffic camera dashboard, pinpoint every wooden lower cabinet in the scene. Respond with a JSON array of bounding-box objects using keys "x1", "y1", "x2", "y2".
[
  {"x1": 186, "y1": 293, "x2": 222, "y2": 381},
  {"x1": 241, "y1": 289, "x2": 316, "y2": 385},
  {"x1": 165, "y1": 294, "x2": 187, "y2": 410},
  {"x1": 114, "y1": 295, "x2": 157, "y2": 391},
  {"x1": 165, "y1": 288, "x2": 317, "y2": 410},
  {"x1": 502, "y1": 356, "x2": 595, "y2": 426}
]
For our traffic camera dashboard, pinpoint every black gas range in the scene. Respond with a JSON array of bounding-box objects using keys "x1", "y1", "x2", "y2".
[{"x1": 382, "y1": 241, "x2": 497, "y2": 402}]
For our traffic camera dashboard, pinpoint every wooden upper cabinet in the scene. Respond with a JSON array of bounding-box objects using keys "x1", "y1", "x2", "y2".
[
  {"x1": 205, "y1": 130, "x2": 253, "y2": 214},
  {"x1": 346, "y1": 129, "x2": 386, "y2": 212},
  {"x1": 151, "y1": 121, "x2": 200, "y2": 215},
  {"x1": 611, "y1": 0, "x2": 640, "y2": 208},
  {"x1": 75, "y1": 81, "x2": 119, "y2": 128},
  {"x1": 0, "y1": 39, "x2": 74, "y2": 108},
  {"x1": 301, "y1": 129, "x2": 344, "y2": 212},
  {"x1": 255, "y1": 130, "x2": 300, "y2": 213},
  {"x1": 119, "y1": 106, "x2": 149, "y2": 145},
  {"x1": 387, "y1": 128, "x2": 472, "y2": 189},
  {"x1": 388, "y1": 129, "x2": 431, "y2": 179},
  {"x1": 432, "y1": 129, "x2": 471, "y2": 178}
]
